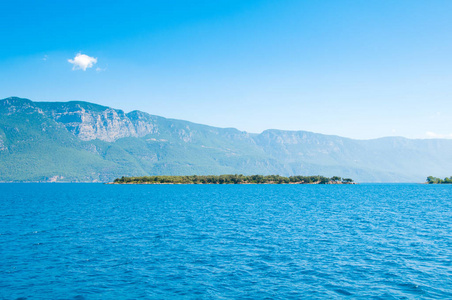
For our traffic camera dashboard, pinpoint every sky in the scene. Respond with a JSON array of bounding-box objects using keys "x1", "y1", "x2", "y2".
[{"x1": 1, "y1": 0, "x2": 452, "y2": 140}]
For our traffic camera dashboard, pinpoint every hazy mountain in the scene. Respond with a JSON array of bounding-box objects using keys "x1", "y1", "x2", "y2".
[{"x1": 1, "y1": 97, "x2": 451, "y2": 182}]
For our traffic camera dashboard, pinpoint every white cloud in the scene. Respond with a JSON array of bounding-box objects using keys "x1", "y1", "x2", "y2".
[
  {"x1": 68, "y1": 53, "x2": 97, "y2": 71},
  {"x1": 95, "y1": 67, "x2": 107, "y2": 72},
  {"x1": 42, "y1": 55, "x2": 48, "y2": 61},
  {"x1": 425, "y1": 131, "x2": 452, "y2": 139}
]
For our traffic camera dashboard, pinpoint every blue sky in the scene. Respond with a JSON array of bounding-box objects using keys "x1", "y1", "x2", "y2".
[{"x1": 1, "y1": 0, "x2": 452, "y2": 139}]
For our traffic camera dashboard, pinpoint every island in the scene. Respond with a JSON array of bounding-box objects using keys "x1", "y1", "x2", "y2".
[
  {"x1": 111, "y1": 175, "x2": 356, "y2": 184},
  {"x1": 426, "y1": 176, "x2": 452, "y2": 184}
]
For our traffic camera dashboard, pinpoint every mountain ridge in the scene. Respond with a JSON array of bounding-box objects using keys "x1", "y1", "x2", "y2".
[
  {"x1": 0, "y1": 96, "x2": 429, "y2": 142},
  {"x1": 1, "y1": 97, "x2": 451, "y2": 182}
]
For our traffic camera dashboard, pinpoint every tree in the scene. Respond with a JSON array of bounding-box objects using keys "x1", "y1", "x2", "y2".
[
  {"x1": 427, "y1": 176, "x2": 441, "y2": 184},
  {"x1": 331, "y1": 176, "x2": 341, "y2": 182}
]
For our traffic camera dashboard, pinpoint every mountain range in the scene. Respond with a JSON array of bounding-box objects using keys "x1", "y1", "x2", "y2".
[{"x1": 1, "y1": 96, "x2": 451, "y2": 182}]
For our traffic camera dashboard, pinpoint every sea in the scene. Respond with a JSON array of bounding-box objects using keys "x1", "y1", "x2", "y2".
[{"x1": 1, "y1": 183, "x2": 451, "y2": 299}]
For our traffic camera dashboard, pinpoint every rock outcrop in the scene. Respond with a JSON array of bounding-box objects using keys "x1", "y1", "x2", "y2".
[{"x1": 38, "y1": 101, "x2": 157, "y2": 142}]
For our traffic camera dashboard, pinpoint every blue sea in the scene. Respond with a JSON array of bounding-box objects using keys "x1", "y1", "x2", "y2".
[{"x1": 1, "y1": 183, "x2": 451, "y2": 299}]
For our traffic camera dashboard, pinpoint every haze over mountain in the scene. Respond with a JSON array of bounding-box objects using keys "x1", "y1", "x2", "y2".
[{"x1": 1, "y1": 97, "x2": 451, "y2": 182}]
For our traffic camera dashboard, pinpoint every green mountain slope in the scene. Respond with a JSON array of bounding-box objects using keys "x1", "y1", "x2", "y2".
[{"x1": 1, "y1": 97, "x2": 451, "y2": 182}]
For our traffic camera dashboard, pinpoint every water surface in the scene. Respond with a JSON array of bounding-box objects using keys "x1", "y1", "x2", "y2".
[{"x1": 1, "y1": 183, "x2": 451, "y2": 299}]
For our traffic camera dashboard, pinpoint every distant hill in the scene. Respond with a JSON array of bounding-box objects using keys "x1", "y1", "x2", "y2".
[{"x1": 1, "y1": 97, "x2": 451, "y2": 182}]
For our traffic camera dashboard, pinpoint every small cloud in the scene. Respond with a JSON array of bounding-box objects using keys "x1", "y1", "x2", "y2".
[
  {"x1": 68, "y1": 53, "x2": 97, "y2": 71},
  {"x1": 425, "y1": 131, "x2": 452, "y2": 139},
  {"x1": 42, "y1": 55, "x2": 48, "y2": 61},
  {"x1": 95, "y1": 67, "x2": 107, "y2": 72}
]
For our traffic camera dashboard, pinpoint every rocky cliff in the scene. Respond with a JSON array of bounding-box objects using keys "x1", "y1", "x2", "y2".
[{"x1": 38, "y1": 101, "x2": 155, "y2": 142}]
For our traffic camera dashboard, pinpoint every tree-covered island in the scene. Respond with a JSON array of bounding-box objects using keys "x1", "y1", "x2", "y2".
[
  {"x1": 111, "y1": 175, "x2": 355, "y2": 184},
  {"x1": 426, "y1": 176, "x2": 452, "y2": 184}
]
